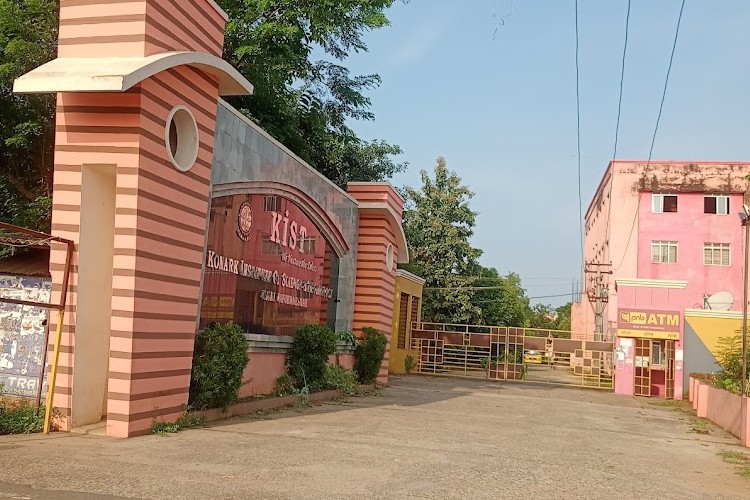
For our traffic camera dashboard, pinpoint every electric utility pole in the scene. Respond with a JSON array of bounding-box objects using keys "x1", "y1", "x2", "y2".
[{"x1": 585, "y1": 262, "x2": 612, "y2": 342}]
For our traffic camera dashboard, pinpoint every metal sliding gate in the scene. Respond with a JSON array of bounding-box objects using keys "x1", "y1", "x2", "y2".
[{"x1": 411, "y1": 323, "x2": 615, "y2": 390}]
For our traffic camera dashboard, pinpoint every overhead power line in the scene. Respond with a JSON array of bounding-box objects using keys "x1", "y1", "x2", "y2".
[
  {"x1": 614, "y1": 0, "x2": 687, "y2": 271},
  {"x1": 612, "y1": 0, "x2": 631, "y2": 161},
  {"x1": 425, "y1": 285, "x2": 572, "y2": 293},
  {"x1": 469, "y1": 293, "x2": 574, "y2": 303},
  {"x1": 454, "y1": 277, "x2": 573, "y2": 282},
  {"x1": 604, "y1": 0, "x2": 632, "y2": 241},
  {"x1": 574, "y1": 0, "x2": 584, "y2": 283},
  {"x1": 647, "y1": 0, "x2": 686, "y2": 165}
]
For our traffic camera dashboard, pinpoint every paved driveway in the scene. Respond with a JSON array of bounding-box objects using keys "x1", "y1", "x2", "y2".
[{"x1": 0, "y1": 376, "x2": 747, "y2": 499}]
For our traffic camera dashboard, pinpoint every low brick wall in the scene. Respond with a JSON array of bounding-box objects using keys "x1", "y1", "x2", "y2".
[
  {"x1": 240, "y1": 335, "x2": 357, "y2": 398},
  {"x1": 689, "y1": 375, "x2": 750, "y2": 446}
]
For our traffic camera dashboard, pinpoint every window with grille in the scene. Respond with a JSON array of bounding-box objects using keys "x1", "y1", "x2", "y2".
[
  {"x1": 651, "y1": 241, "x2": 677, "y2": 264},
  {"x1": 704, "y1": 195, "x2": 730, "y2": 215},
  {"x1": 410, "y1": 296, "x2": 420, "y2": 329},
  {"x1": 264, "y1": 195, "x2": 281, "y2": 212},
  {"x1": 704, "y1": 243, "x2": 730, "y2": 266},
  {"x1": 299, "y1": 236, "x2": 316, "y2": 254},
  {"x1": 652, "y1": 194, "x2": 678, "y2": 213},
  {"x1": 397, "y1": 293, "x2": 409, "y2": 349}
]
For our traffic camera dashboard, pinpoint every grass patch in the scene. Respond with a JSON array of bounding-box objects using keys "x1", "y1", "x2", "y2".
[
  {"x1": 691, "y1": 418, "x2": 711, "y2": 434},
  {"x1": 151, "y1": 422, "x2": 180, "y2": 435},
  {"x1": 719, "y1": 450, "x2": 750, "y2": 465},
  {"x1": 649, "y1": 399, "x2": 693, "y2": 415},
  {"x1": 293, "y1": 391, "x2": 311, "y2": 410},
  {"x1": 176, "y1": 413, "x2": 206, "y2": 429},
  {"x1": 151, "y1": 413, "x2": 206, "y2": 436},
  {"x1": 251, "y1": 408, "x2": 282, "y2": 420},
  {"x1": 719, "y1": 450, "x2": 750, "y2": 479},
  {"x1": 650, "y1": 399, "x2": 713, "y2": 435}
]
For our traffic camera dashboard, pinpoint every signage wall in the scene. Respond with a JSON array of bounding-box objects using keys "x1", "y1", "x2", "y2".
[
  {"x1": 200, "y1": 194, "x2": 338, "y2": 336},
  {"x1": 617, "y1": 308, "x2": 681, "y2": 340}
]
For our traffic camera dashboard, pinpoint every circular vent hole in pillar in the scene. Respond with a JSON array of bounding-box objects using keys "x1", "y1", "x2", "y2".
[{"x1": 165, "y1": 106, "x2": 199, "y2": 172}]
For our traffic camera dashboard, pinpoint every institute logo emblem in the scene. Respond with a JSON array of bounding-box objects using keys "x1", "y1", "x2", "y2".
[{"x1": 236, "y1": 202, "x2": 253, "y2": 241}]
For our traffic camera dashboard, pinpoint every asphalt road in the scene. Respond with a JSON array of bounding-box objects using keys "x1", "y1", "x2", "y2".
[{"x1": 0, "y1": 376, "x2": 747, "y2": 499}]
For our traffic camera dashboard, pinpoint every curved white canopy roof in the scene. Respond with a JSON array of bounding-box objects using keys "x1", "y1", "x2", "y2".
[{"x1": 13, "y1": 51, "x2": 253, "y2": 96}]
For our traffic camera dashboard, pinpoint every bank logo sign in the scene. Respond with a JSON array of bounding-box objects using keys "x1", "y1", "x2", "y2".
[
  {"x1": 617, "y1": 308, "x2": 681, "y2": 340},
  {"x1": 236, "y1": 202, "x2": 253, "y2": 241}
]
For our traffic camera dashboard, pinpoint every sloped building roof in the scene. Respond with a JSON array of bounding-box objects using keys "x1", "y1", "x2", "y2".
[{"x1": 0, "y1": 249, "x2": 50, "y2": 278}]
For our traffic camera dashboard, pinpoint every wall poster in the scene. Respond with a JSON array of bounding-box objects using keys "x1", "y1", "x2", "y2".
[{"x1": 0, "y1": 275, "x2": 50, "y2": 398}]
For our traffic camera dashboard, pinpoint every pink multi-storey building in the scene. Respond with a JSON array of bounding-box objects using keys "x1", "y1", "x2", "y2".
[{"x1": 572, "y1": 161, "x2": 750, "y2": 399}]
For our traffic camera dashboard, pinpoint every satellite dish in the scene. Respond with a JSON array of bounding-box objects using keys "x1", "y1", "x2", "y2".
[{"x1": 705, "y1": 291, "x2": 734, "y2": 311}]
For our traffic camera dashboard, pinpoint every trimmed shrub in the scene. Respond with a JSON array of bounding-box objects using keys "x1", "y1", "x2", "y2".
[
  {"x1": 324, "y1": 364, "x2": 359, "y2": 395},
  {"x1": 354, "y1": 327, "x2": 388, "y2": 384},
  {"x1": 189, "y1": 323, "x2": 249, "y2": 410},
  {"x1": 287, "y1": 324, "x2": 338, "y2": 391}
]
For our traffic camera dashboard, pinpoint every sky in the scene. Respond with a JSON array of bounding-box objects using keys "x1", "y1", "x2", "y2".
[{"x1": 341, "y1": 0, "x2": 750, "y2": 306}]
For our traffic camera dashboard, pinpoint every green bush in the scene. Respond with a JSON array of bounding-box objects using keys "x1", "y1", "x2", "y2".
[
  {"x1": 287, "y1": 324, "x2": 338, "y2": 391},
  {"x1": 404, "y1": 354, "x2": 416, "y2": 374},
  {"x1": 189, "y1": 323, "x2": 249, "y2": 410},
  {"x1": 324, "y1": 364, "x2": 359, "y2": 395},
  {"x1": 714, "y1": 336, "x2": 750, "y2": 395},
  {"x1": 0, "y1": 401, "x2": 45, "y2": 435},
  {"x1": 354, "y1": 327, "x2": 388, "y2": 384},
  {"x1": 337, "y1": 331, "x2": 358, "y2": 347}
]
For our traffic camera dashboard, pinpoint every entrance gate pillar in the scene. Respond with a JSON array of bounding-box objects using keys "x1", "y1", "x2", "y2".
[
  {"x1": 14, "y1": 0, "x2": 253, "y2": 437},
  {"x1": 347, "y1": 183, "x2": 409, "y2": 385}
]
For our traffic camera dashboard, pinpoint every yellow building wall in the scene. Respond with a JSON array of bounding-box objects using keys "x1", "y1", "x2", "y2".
[
  {"x1": 685, "y1": 313, "x2": 742, "y2": 361},
  {"x1": 390, "y1": 272, "x2": 424, "y2": 374}
]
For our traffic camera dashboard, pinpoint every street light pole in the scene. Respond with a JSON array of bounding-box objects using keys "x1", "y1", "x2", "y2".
[{"x1": 741, "y1": 206, "x2": 750, "y2": 396}]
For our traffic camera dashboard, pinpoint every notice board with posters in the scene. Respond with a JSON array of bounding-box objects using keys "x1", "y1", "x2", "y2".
[{"x1": 0, "y1": 275, "x2": 50, "y2": 398}]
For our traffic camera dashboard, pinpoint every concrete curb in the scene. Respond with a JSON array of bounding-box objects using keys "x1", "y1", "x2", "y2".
[{"x1": 191, "y1": 384, "x2": 377, "y2": 423}]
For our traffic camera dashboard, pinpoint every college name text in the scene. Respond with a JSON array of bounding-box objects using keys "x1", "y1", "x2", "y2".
[{"x1": 206, "y1": 250, "x2": 333, "y2": 299}]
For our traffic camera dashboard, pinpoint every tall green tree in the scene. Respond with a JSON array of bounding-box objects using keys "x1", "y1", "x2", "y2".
[
  {"x1": 527, "y1": 302, "x2": 572, "y2": 335},
  {"x1": 403, "y1": 158, "x2": 482, "y2": 323},
  {"x1": 0, "y1": 0, "x2": 56, "y2": 230},
  {"x1": 468, "y1": 266, "x2": 531, "y2": 327},
  {"x1": 219, "y1": 0, "x2": 407, "y2": 187}
]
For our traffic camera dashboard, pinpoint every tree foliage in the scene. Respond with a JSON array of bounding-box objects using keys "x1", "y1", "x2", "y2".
[
  {"x1": 403, "y1": 158, "x2": 483, "y2": 323},
  {"x1": 218, "y1": 0, "x2": 407, "y2": 188},
  {"x1": 1, "y1": 0, "x2": 406, "y2": 230},
  {"x1": 468, "y1": 266, "x2": 531, "y2": 327},
  {"x1": 0, "y1": 0, "x2": 56, "y2": 229},
  {"x1": 402, "y1": 159, "x2": 572, "y2": 330},
  {"x1": 528, "y1": 303, "x2": 572, "y2": 332}
]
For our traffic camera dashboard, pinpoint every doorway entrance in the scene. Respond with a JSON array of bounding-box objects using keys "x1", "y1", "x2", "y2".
[{"x1": 634, "y1": 338, "x2": 676, "y2": 398}]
